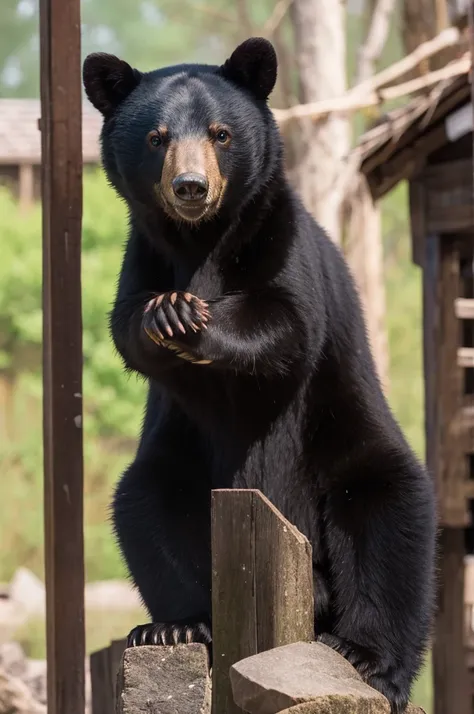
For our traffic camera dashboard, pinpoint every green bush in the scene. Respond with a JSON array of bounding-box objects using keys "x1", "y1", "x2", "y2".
[
  {"x1": 0, "y1": 169, "x2": 146, "y2": 440},
  {"x1": 0, "y1": 170, "x2": 145, "y2": 581}
]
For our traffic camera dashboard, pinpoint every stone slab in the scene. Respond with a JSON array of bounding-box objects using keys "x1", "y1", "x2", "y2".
[{"x1": 230, "y1": 642, "x2": 425, "y2": 714}]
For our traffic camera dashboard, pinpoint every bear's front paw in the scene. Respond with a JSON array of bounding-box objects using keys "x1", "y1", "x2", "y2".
[
  {"x1": 127, "y1": 621, "x2": 212, "y2": 647},
  {"x1": 143, "y1": 291, "x2": 210, "y2": 345},
  {"x1": 317, "y1": 633, "x2": 408, "y2": 714}
]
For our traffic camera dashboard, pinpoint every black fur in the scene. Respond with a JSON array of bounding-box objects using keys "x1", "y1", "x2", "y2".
[{"x1": 83, "y1": 38, "x2": 436, "y2": 714}]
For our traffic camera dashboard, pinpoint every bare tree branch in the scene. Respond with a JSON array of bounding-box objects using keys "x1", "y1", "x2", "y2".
[
  {"x1": 236, "y1": 0, "x2": 254, "y2": 36},
  {"x1": 435, "y1": 0, "x2": 449, "y2": 32},
  {"x1": 347, "y1": 0, "x2": 392, "y2": 394},
  {"x1": 264, "y1": 0, "x2": 295, "y2": 37},
  {"x1": 273, "y1": 27, "x2": 463, "y2": 124},
  {"x1": 355, "y1": 0, "x2": 397, "y2": 84},
  {"x1": 165, "y1": 3, "x2": 234, "y2": 25}
]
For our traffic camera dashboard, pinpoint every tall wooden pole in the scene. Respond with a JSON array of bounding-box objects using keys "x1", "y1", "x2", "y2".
[{"x1": 39, "y1": 0, "x2": 85, "y2": 712}]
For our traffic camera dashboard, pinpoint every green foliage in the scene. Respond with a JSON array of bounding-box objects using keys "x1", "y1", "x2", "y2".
[
  {"x1": 0, "y1": 170, "x2": 146, "y2": 440},
  {"x1": 0, "y1": 171, "x2": 143, "y2": 583}
]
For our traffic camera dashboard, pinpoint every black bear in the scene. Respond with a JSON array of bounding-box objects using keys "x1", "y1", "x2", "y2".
[{"x1": 83, "y1": 37, "x2": 436, "y2": 714}]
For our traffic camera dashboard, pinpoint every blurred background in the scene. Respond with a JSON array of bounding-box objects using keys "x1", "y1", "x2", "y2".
[{"x1": 1, "y1": 0, "x2": 461, "y2": 710}]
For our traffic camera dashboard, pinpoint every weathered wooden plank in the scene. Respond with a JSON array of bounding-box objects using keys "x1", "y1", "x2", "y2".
[
  {"x1": 433, "y1": 529, "x2": 470, "y2": 714},
  {"x1": 422, "y1": 234, "x2": 439, "y2": 487},
  {"x1": 409, "y1": 180, "x2": 426, "y2": 268},
  {"x1": 427, "y1": 202, "x2": 474, "y2": 234},
  {"x1": 457, "y1": 347, "x2": 474, "y2": 367},
  {"x1": 368, "y1": 123, "x2": 446, "y2": 200},
  {"x1": 437, "y1": 241, "x2": 469, "y2": 526},
  {"x1": 421, "y1": 159, "x2": 474, "y2": 237},
  {"x1": 90, "y1": 646, "x2": 114, "y2": 714},
  {"x1": 109, "y1": 639, "x2": 127, "y2": 702},
  {"x1": 254, "y1": 494, "x2": 314, "y2": 652},
  {"x1": 422, "y1": 159, "x2": 473, "y2": 189},
  {"x1": 211, "y1": 489, "x2": 314, "y2": 714},
  {"x1": 455, "y1": 298, "x2": 474, "y2": 319},
  {"x1": 362, "y1": 80, "x2": 471, "y2": 193},
  {"x1": 458, "y1": 248, "x2": 474, "y2": 485},
  {"x1": 39, "y1": 0, "x2": 84, "y2": 712},
  {"x1": 90, "y1": 640, "x2": 127, "y2": 714},
  {"x1": 211, "y1": 490, "x2": 257, "y2": 714},
  {"x1": 462, "y1": 481, "x2": 474, "y2": 499}
]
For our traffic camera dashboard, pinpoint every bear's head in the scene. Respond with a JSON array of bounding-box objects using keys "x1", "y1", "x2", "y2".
[{"x1": 83, "y1": 38, "x2": 280, "y2": 225}]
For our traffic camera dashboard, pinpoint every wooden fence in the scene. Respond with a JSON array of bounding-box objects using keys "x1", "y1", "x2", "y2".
[
  {"x1": 90, "y1": 489, "x2": 424, "y2": 714},
  {"x1": 90, "y1": 489, "x2": 314, "y2": 713}
]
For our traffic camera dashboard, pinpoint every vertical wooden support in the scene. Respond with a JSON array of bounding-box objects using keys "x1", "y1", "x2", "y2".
[
  {"x1": 90, "y1": 639, "x2": 127, "y2": 714},
  {"x1": 434, "y1": 529, "x2": 470, "y2": 714},
  {"x1": 425, "y1": 236, "x2": 470, "y2": 714},
  {"x1": 423, "y1": 233, "x2": 439, "y2": 482},
  {"x1": 39, "y1": 0, "x2": 84, "y2": 713},
  {"x1": 18, "y1": 163, "x2": 34, "y2": 213},
  {"x1": 90, "y1": 647, "x2": 115, "y2": 714},
  {"x1": 438, "y1": 239, "x2": 469, "y2": 526},
  {"x1": 211, "y1": 489, "x2": 314, "y2": 714}
]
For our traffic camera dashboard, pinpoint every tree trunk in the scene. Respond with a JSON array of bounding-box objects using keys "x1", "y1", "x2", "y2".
[
  {"x1": 345, "y1": 176, "x2": 390, "y2": 393},
  {"x1": 291, "y1": 0, "x2": 349, "y2": 246},
  {"x1": 402, "y1": 0, "x2": 452, "y2": 73},
  {"x1": 344, "y1": 0, "x2": 394, "y2": 393}
]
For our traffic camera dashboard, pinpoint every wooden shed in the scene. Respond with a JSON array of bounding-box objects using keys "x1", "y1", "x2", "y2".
[
  {"x1": 358, "y1": 69, "x2": 474, "y2": 714},
  {"x1": 0, "y1": 98, "x2": 101, "y2": 209}
]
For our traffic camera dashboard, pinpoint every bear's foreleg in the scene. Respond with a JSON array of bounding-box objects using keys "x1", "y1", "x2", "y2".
[{"x1": 143, "y1": 288, "x2": 308, "y2": 376}]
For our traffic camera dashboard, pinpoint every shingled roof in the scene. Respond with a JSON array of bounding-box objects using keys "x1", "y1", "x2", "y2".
[
  {"x1": 357, "y1": 69, "x2": 472, "y2": 199},
  {"x1": 0, "y1": 98, "x2": 102, "y2": 164}
]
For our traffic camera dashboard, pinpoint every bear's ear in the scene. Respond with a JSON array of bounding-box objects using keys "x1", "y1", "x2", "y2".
[
  {"x1": 220, "y1": 37, "x2": 277, "y2": 101},
  {"x1": 83, "y1": 53, "x2": 142, "y2": 117}
]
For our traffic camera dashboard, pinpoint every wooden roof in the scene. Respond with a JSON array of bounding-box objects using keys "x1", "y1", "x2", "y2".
[
  {"x1": 357, "y1": 70, "x2": 472, "y2": 199},
  {"x1": 0, "y1": 98, "x2": 101, "y2": 164}
]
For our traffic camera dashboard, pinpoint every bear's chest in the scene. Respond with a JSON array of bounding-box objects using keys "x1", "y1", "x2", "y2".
[{"x1": 172, "y1": 246, "x2": 257, "y2": 300}]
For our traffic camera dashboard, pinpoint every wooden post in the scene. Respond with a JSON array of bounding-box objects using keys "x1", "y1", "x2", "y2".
[
  {"x1": 39, "y1": 0, "x2": 85, "y2": 712},
  {"x1": 18, "y1": 163, "x2": 34, "y2": 213},
  {"x1": 90, "y1": 639, "x2": 127, "y2": 714},
  {"x1": 424, "y1": 236, "x2": 470, "y2": 714},
  {"x1": 434, "y1": 529, "x2": 470, "y2": 714},
  {"x1": 211, "y1": 489, "x2": 314, "y2": 714}
]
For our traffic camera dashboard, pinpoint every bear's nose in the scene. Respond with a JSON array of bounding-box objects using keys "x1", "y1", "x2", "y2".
[{"x1": 172, "y1": 173, "x2": 208, "y2": 201}]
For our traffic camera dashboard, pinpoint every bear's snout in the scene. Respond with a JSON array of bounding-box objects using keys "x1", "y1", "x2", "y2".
[{"x1": 172, "y1": 173, "x2": 209, "y2": 202}]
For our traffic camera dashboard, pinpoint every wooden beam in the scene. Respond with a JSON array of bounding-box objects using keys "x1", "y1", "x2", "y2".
[
  {"x1": 409, "y1": 180, "x2": 426, "y2": 267},
  {"x1": 362, "y1": 81, "x2": 472, "y2": 199},
  {"x1": 211, "y1": 489, "x2": 314, "y2": 714},
  {"x1": 39, "y1": 0, "x2": 85, "y2": 713},
  {"x1": 455, "y1": 298, "x2": 474, "y2": 319},
  {"x1": 438, "y1": 242, "x2": 469, "y2": 527},
  {"x1": 422, "y1": 234, "x2": 439, "y2": 486},
  {"x1": 90, "y1": 640, "x2": 127, "y2": 714},
  {"x1": 433, "y1": 529, "x2": 470, "y2": 714},
  {"x1": 458, "y1": 347, "x2": 474, "y2": 367}
]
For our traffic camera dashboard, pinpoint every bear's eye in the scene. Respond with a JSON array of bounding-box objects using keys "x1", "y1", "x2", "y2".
[
  {"x1": 148, "y1": 131, "x2": 162, "y2": 149},
  {"x1": 216, "y1": 129, "x2": 230, "y2": 144}
]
